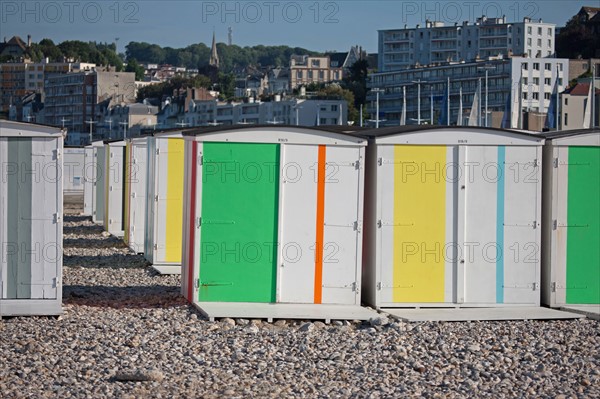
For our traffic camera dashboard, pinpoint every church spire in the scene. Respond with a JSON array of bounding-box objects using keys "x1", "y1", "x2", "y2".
[{"x1": 209, "y1": 31, "x2": 219, "y2": 68}]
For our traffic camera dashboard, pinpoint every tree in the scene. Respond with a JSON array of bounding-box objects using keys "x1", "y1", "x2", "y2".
[
  {"x1": 556, "y1": 14, "x2": 600, "y2": 59},
  {"x1": 125, "y1": 58, "x2": 145, "y2": 80}
]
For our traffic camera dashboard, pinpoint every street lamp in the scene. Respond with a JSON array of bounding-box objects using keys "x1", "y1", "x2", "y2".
[
  {"x1": 478, "y1": 64, "x2": 496, "y2": 127},
  {"x1": 119, "y1": 121, "x2": 129, "y2": 139},
  {"x1": 371, "y1": 88, "x2": 384, "y2": 128},
  {"x1": 293, "y1": 103, "x2": 303, "y2": 126},
  {"x1": 411, "y1": 79, "x2": 426, "y2": 125},
  {"x1": 60, "y1": 117, "x2": 70, "y2": 128},
  {"x1": 85, "y1": 119, "x2": 97, "y2": 144}
]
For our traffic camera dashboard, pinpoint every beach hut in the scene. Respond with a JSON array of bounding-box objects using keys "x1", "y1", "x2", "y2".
[
  {"x1": 83, "y1": 141, "x2": 104, "y2": 218},
  {"x1": 124, "y1": 136, "x2": 148, "y2": 253},
  {"x1": 541, "y1": 129, "x2": 600, "y2": 317},
  {"x1": 92, "y1": 143, "x2": 106, "y2": 224},
  {"x1": 144, "y1": 130, "x2": 186, "y2": 274},
  {"x1": 180, "y1": 125, "x2": 378, "y2": 321},
  {"x1": 0, "y1": 121, "x2": 63, "y2": 316},
  {"x1": 63, "y1": 147, "x2": 85, "y2": 195},
  {"x1": 103, "y1": 140, "x2": 126, "y2": 237},
  {"x1": 360, "y1": 126, "x2": 546, "y2": 312}
]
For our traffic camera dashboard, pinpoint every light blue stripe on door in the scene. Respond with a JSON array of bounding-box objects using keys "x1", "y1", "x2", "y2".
[{"x1": 496, "y1": 146, "x2": 505, "y2": 304}]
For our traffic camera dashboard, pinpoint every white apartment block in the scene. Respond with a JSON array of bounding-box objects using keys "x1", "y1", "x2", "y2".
[
  {"x1": 379, "y1": 16, "x2": 556, "y2": 72},
  {"x1": 368, "y1": 56, "x2": 568, "y2": 130},
  {"x1": 174, "y1": 98, "x2": 348, "y2": 128}
]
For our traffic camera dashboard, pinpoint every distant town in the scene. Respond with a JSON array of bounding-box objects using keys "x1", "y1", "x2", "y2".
[{"x1": 1, "y1": 5, "x2": 598, "y2": 145}]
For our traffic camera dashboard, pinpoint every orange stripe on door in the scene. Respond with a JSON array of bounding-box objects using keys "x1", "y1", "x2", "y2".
[{"x1": 314, "y1": 145, "x2": 326, "y2": 304}]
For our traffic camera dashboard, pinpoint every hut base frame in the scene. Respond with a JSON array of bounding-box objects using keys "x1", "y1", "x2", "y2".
[
  {"x1": 382, "y1": 306, "x2": 584, "y2": 322},
  {"x1": 151, "y1": 264, "x2": 181, "y2": 275},
  {"x1": 1, "y1": 299, "x2": 62, "y2": 317},
  {"x1": 559, "y1": 305, "x2": 600, "y2": 320},
  {"x1": 192, "y1": 302, "x2": 380, "y2": 322}
]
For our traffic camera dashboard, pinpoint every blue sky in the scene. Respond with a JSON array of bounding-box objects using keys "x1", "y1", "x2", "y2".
[{"x1": 0, "y1": 0, "x2": 592, "y2": 53}]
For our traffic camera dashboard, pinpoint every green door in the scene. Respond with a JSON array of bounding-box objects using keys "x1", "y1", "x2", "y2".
[
  {"x1": 199, "y1": 142, "x2": 280, "y2": 302},
  {"x1": 566, "y1": 146, "x2": 600, "y2": 304}
]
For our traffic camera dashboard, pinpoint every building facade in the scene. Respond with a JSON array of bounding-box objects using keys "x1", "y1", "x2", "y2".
[
  {"x1": 378, "y1": 16, "x2": 556, "y2": 72},
  {"x1": 44, "y1": 70, "x2": 135, "y2": 142},
  {"x1": 367, "y1": 56, "x2": 569, "y2": 130},
  {"x1": 289, "y1": 55, "x2": 343, "y2": 89},
  {"x1": 0, "y1": 59, "x2": 96, "y2": 112}
]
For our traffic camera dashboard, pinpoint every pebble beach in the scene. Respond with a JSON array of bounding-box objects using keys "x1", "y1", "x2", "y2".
[{"x1": 1, "y1": 200, "x2": 598, "y2": 398}]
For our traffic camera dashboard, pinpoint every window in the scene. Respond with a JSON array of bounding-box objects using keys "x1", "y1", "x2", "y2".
[
  {"x1": 420, "y1": 32, "x2": 423, "y2": 38},
  {"x1": 533, "y1": 77, "x2": 539, "y2": 85},
  {"x1": 523, "y1": 77, "x2": 528, "y2": 85},
  {"x1": 547, "y1": 28, "x2": 552, "y2": 35},
  {"x1": 522, "y1": 92, "x2": 528, "y2": 100},
  {"x1": 311, "y1": 59, "x2": 320, "y2": 68},
  {"x1": 565, "y1": 98, "x2": 568, "y2": 105},
  {"x1": 467, "y1": 40, "x2": 472, "y2": 47},
  {"x1": 331, "y1": 105, "x2": 338, "y2": 111},
  {"x1": 545, "y1": 78, "x2": 551, "y2": 85},
  {"x1": 522, "y1": 63, "x2": 528, "y2": 70},
  {"x1": 537, "y1": 39, "x2": 542, "y2": 46},
  {"x1": 548, "y1": 39, "x2": 552, "y2": 47},
  {"x1": 527, "y1": 26, "x2": 532, "y2": 34},
  {"x1": 545, "y1": 63, "x2": 551, "y2": 71},
  {"x1": 558, "y1": 78, "x2": 563, "y2": 86},
  {"x1": 544, "y1": 93, "x2": 551, "y2": 100},
  {"x1": 533, "y1": 92, "x2": 539, "y2": 100},
  {"x1": 296, "y1": 71, "x2": 302, "y2": 79},
  {"x1": 533, "y1": 63, "x2": 540, "y2": 70},
  {"x1": 538, "y1": 27, "x2": 542, "y2": 35},
  {"x1": 319, "y1": 70, "x2": 325, "y2": 80},
  {"x1": 308, "y1": 70, "x2": 313, "y2": 79},
  {"x1": 527, "y1": 38, "x2": 532, "y2": 46},
  {"x1": 564, "y1": 113, "x2": 568, "y2": 126},
  {"x1": 319, "y1": 118, "x2": 327, "y2": 125}
]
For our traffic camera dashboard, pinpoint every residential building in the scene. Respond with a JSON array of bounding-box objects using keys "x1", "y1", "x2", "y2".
[
  {"x1": 289, "y1": 55, "x2": 343, "y2": 89},
  {"x1": 561, "y1": 82, "x2": 600, "y2": 130},
  {"x1": 99, "y1": 102, "x2": 159, "y2": 140},
  {"x1": 328, "y1": 45, "x2": 364, "y2": 71},
  {"x1": 0, "y1": 59, "x2": 96, "y2": 112},
  {"x1": 44, "y1": 70, "x2": 136, "y2": 142},
  {"x1": 378, "y1": 16, "x2": 556, "y2": 72},
  {"x1": 568, "y1": 58, "x2": 600, "y2": 82},
  {"x1": 0, "y1": 35, "x2": 29, "y2": 58},
  {"x1": 178, "y1": 96, "x2": 347, "y2": 128},
  {"x1": 367, "y1": 56, "x2": 569, "y2": 130}
]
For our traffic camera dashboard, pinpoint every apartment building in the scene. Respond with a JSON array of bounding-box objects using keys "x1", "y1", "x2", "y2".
[
  {"x1": 367, "y1": 56, "x2": 569, "y2": 130},
  {"x1": 44, "y1": 70, "x2": 135, "y2": 141},
  {"x1": 378, "y1": 16, "x2": 556, "y2": 72},
  {"x1": 0, "y1": 59, "x2": 96, "y2": 112},
  {"x1": 289, "y1": 55, "x2": 343, "y2": 89}
]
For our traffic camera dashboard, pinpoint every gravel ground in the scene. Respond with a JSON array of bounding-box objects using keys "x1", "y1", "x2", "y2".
[{"x1": 1, "y1": 200, "x2": 599, "y2": 398}]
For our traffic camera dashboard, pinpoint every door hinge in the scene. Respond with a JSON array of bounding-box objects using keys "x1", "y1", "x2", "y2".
[
  {"x1": 353, "y1": 220, "x2": 362, "y2": 232},
  {"x1": 55, "y1": 149, "x2": 61, "y2": 159},
  {"x1": 53, "y1": 213, "x2": 61, "y2": 224},
  {"x1": 533, "y1": 159, "x2": 539, "y2": 167},
  {"x1": 196, "y1": 217, "x2": 202, "y2": 228},
  {"x1": 154, "y1": 244, "x2": 158, "y2": 250},
  {"x1": 553, "y1": 220, "x2": 557, "y2": 230},
  {"x1": 533, "y1": 221, "x2": 537, "y2": 229},
  {"x1": 354, "y1": 160, "x2": 360, "y2": 170},
  {"x1": 376, "y1": 282, "x2": 382, "y2": 290},
  {"x1": 352, "y1": 282, "x2": 359, "y2": 294},
  {"x1": 194, "y1": 279, "x2": 200, "y2": 290},
  {"x1": 377, "y1": 157, "x2": 383, "y2": 166},
  {"x1": 155, "y1": 195, "x2": 159, "y2": 202},
  {"x1": 156, "y1": 149, "x2": 160, "y2": 155},
  {"x1": 553, "y1": 158, "x2": 559, "y2": 168},
  {"x1": 551, "y1": 282, "x2": 556, "y2": 292},
  {"x1": 52, "y1": 277, "x2": 58, "y2": 288},
  {"x1": 377, "y1": 220, "x2": 382, "y2": 228},
  {"x1": 199, "y1": 155, "x2": 204, "y2": 165},
  {"x1": 532, "y1": 282, "x2": 539, "y2": 291}
]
